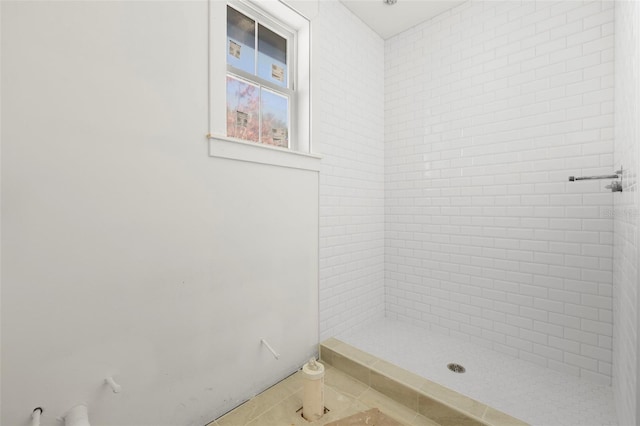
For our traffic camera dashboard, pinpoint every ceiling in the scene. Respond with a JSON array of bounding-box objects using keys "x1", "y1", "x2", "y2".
[{"x1": 340, "y1": 0, "x2": 465, "y2": 40}]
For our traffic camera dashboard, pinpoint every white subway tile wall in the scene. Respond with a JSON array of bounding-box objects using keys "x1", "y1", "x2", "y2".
[
  {"x1": 613, "y1": 1, "x2": 639, "y2": 424},
  {"x1": 315, "y1": 0, "x2": 385, "y2": 340},
  {"x1": 384, "y1": 0, "x2": 616, "y2": 384}
]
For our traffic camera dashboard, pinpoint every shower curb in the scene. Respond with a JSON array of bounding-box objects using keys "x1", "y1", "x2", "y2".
[{"x1": 320, "y1": 338, "x2": 529, "y2": 426}]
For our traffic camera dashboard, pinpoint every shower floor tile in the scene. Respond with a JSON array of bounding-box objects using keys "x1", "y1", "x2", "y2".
[{"x1": 339, "y1": 318, "x2": 618, "y2": 426}]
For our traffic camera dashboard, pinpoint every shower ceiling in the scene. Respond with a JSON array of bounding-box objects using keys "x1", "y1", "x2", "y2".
[{"x1": 340, "y1": 0, "x2": 465, "y2": 39}]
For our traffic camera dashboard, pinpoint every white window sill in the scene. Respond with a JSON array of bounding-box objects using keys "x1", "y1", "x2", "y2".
[{"x1": 208, "y1": 135, "x2": 322, "y2": 171}]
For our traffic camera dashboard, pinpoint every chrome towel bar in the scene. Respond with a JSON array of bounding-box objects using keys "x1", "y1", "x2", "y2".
[
  {"x1": 568, "y1": 173, "x2": 619, "y2": 181},
  {"x1": 568, "y1": 168, "x2": 623, "y2": 192}
]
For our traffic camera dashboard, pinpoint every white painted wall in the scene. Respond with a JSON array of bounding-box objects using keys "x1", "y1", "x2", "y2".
[
  {"x1": 613, "y1": 1, "x2": 640, "y2": 424},
  {"x1": 314, "y1": 0, "x2": 385, "y2": 341},
  {"x1": 385, "y1": 0, "x2": 616, "y2": 384},
  {"x1": 1, "y1": 1, "x2": 318, "y2": 425}
]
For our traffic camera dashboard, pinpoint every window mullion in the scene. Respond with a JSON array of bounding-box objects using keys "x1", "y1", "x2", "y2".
[
  {"x1": 254, "y1": 18, "x2": 258, "y2": 76},
  {"x1": 257, "y1": 86, "x2": 261, "y2": 145},
  {"x1": 227, "y1": 65, "x2": 293, "y2": 97}
]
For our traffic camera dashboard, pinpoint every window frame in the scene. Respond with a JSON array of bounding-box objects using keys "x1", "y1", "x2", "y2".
[
  {"x1": 225, "y1": 2, "x2": 296, "y2": 149},
  {"x1": 209, "y1": 0, "x2": 318, "y2": 170}
]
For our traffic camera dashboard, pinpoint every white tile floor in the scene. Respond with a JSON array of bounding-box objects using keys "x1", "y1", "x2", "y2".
[{"x1": 339, "y1": 318, "x2": 618, "y2": 426}]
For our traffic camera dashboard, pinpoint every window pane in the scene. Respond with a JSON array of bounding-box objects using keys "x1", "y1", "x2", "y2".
[
  {"x1": 258, "y1": 24, "x2": 287, "y2": 88},
  {"x1": 261, "y1": 89, "x2": 289, "y2": 147},
  {"x1": 226, "y1": 76, "x2": 259, "y2": 142},
  {"x1": 227, "y1": 6, "x2": 255, "y2": 75}
]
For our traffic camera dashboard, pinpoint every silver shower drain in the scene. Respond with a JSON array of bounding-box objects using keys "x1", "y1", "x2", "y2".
[{"x1": 447, "y1": 363, "x2": 466, "y2": 373}]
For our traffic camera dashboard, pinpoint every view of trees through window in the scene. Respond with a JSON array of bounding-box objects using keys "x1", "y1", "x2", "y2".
[
  {"x1": 226, "y1": 5, "x2": 290, "y2": 148},
  {"x1": 226, "y1": 76, "x2": 289, "y2": 147}
]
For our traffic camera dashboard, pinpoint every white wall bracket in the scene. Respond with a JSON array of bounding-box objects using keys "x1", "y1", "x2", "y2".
[
  {"x1": 31, "y1": 407, "x2": 43, "y2": 426},
  {"x1": 261, "y1": 339, "x2": 280, "y2": 360},
  {"x1": 105, "y1": 376, "x2": 122, "y2": 393}
]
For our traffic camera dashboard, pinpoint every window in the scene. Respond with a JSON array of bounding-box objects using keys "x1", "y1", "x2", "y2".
[
  {"x1": 226, "y1": 4, "x2": 292, "y2": 148},
  {"x1": 209, "y1": 0, "x2": 317, "y2": 170}
]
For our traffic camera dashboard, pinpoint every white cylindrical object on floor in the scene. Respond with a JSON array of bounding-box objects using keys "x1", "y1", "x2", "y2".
[
  {"x1": 64, "y1": 404, "x2": 90, "y2": 426},
  {"x1": 301, "y1": 358, "x2": 324, "y2": 421},
  {"x1": 31, "y1": 407, "x2": 42, "y2": 426}
]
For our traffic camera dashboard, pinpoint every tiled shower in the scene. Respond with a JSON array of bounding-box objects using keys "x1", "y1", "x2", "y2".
[
  {"x1": 317, "y1": 0, "x2": 638, "y2": 425},
  {"x1": 386, "y1": 0, "x2": 616, "y2": 384}
]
